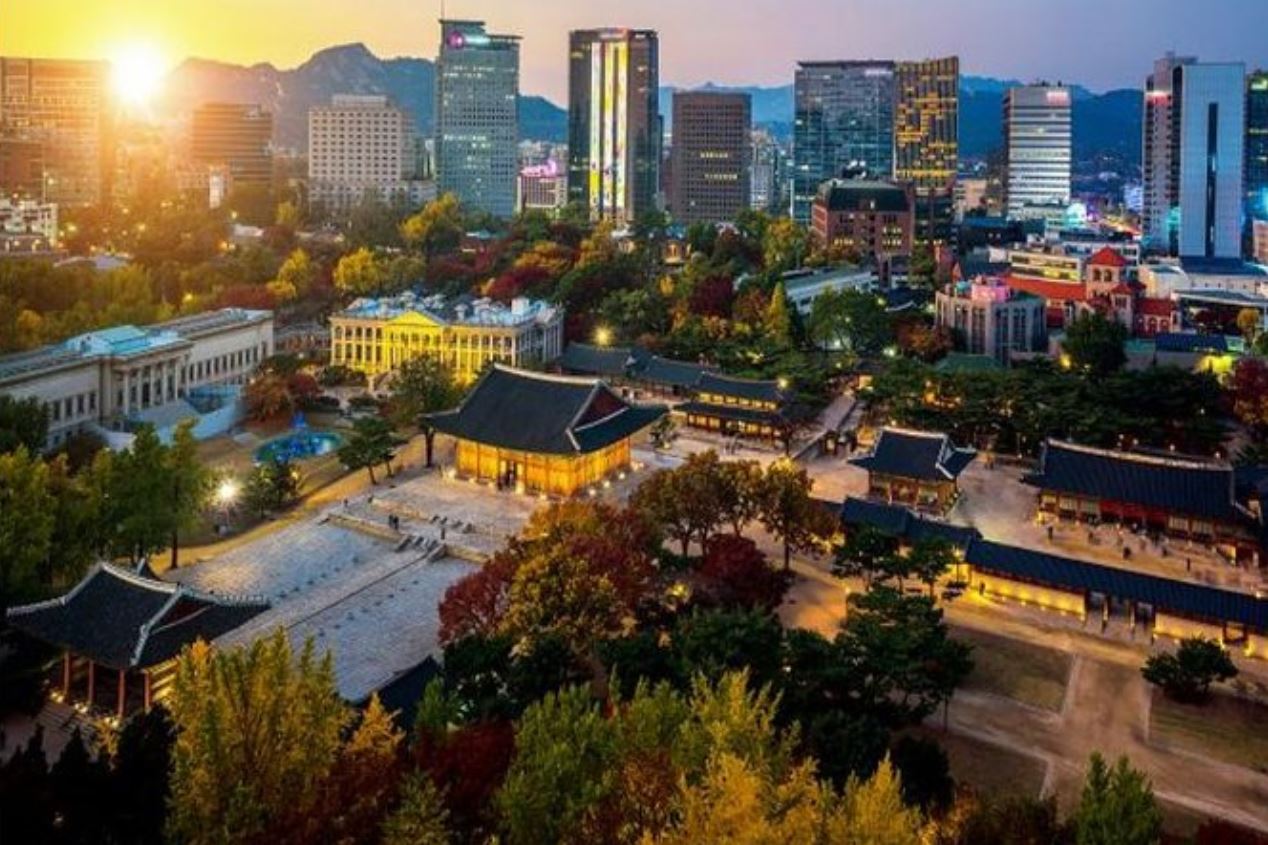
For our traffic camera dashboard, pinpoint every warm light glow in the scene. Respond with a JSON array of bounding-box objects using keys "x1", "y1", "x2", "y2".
[
  {"x1": 594, "y1": 326, "x2": 613, "y2": 347},
  {"x1": 215, "y1": 478, "x2": 239, "y2": 507},
  {"x1": 111, "y1": 42, "x2": 167, "y2": 107}
]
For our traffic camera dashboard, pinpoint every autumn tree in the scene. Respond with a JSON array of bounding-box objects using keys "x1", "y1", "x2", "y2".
[
  {"x1": 381, "y1": 773, "x2": 451, "y2": 845},
  {"x1": 764, "y1": 280, "x2": 793, "y2": 343},
  {"x1": 837, "y1": 756, "x2": 927, "y2": 844},
  {"x1": 697, "y1": 535, "x2": 791, "y2": 612},
  {"x1": 334, "y1": 247, "x2": 386, "y2": 296},
  {"x1": 500, "y1": 544, "x2": 623, "y2": 655},
  {"x1": 1073, "y1": 753, "x2": 1162, "y2": 845},
  {"x1": 400, "y1": 193, "x2": 463, "y2": 261},
  {"x1": 716, "y1": 459, "x2": 766, "y2": 535},
  {"x1": 166, "y1": 632, "x2": 349, "y2": 845},
  {"x1": 1230, "y1": 357, "x2": 1268, "y2": 437},
  {"x1": 275, "y1": 248, "x2": 316, "y2": 298}
]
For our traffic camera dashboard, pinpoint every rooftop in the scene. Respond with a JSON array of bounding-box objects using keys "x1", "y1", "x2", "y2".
[
  {"x1": 850, "y1": 427, "x2": 977, "y2": 482},
  {"x1": 839, "y1": 497, "x2": 981, "y2": 548},
  {"x1": 696, "y1": 371, "x2": 785, "y2": 404},
  {"x1": 6, "y1": 564, "x2": 268, "y2": 671},
  {"x1": 336, "y1": 292, "x2": 558, "y2": 328},
  {"x1": 815, "y1": 179, "x2": 911, "y2": 213}
]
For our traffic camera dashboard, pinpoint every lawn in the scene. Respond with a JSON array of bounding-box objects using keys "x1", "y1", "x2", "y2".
[
  {"x1": 953, "y1": 627, "x2": 1073, "y2": 712},
  {"x1": 910, "y1": 727, "x2": 1047, "y2": 799},
  {"x1": 1150, "y1": 690, "x2": 1268, "y2": 773}
]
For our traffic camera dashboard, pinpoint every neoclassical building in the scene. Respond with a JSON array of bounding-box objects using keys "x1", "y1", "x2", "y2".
[{"x1": 329, "y1": 292, "x2": 564, "y2": 382}]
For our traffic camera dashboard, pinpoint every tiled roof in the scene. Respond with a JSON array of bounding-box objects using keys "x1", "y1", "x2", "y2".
[
  {"x1": 425, "y1": 365, "x2": 666, "y2": 455},
  {"x1": 1004, "y1": 275, "x2": 1089, "y2": 302},
  {"x1": 558, "y1": 343, "x2": 634, "y2": 377},
  {"x1": 1023, "y1": 440, "x2": 1244, "y2": 523},
  {"x1": 1137, "y1": 298, "x2": 1176, "y2": 318},
  {"x1": 634, "y1": 356, "x2": 713, "y2": 389},
  {"x1": 849, "y1": 427, "x2": 977, "y2": 482},
  {"x1": 677, "y1": 401, "x2": 784, "y2": 426},
  {"x1": 839, "y1": 497, "x2": 981, "y2": 548},
  {"x1": 697, "y1": 372, "x2": 784, "y2": 403},
  {"x1": 1087, "y1": 246, "x2": 1129, "y2": 268},
  {"x1": 5, "y1": 564, "x2": 268, "y2": 670},
  {"x1": 965, "y1": 539, "x2": 1268, "y2": 631}
]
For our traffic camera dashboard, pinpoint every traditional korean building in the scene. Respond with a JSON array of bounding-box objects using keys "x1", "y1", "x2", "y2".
[
  {"x1": 677, "y1": 372, "x2": 788, "y2": 439},
  {"x1": 5, "y1": 563, "x2": 268, "y2": 719},
  {"x1": 425, "y1": 364, "x2": 666, "y2": 496},
  {"x1": 849, "y1": 427, "x2": 976, "y2": 512},
  {"x1": 1024, "y1": 440, "x2": 1263, "y2": 564}
]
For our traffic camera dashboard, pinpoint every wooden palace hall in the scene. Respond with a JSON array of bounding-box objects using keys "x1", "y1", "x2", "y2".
[
  {"x1": 850, "y1": 427, "x2": 977, "y2": 513},
  {"x1": 425, "y1": 364, "x2": 667, "y2": 497},
  {"x1": 5, "y1": 563, "x2": 269, "y2": 719}
]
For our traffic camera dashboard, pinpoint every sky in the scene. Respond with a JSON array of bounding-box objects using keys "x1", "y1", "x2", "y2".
[{"x1": 5, "y1": 0, "x2": 1268, "y2": 102}]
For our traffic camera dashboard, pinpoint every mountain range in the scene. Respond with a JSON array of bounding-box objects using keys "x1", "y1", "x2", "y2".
[{"x1": 161, "y1": 43, "x2": 1142, "y2": 167}]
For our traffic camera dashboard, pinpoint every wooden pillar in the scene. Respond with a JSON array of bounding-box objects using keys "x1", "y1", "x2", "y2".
[
  {"x1": 86, "y1": 660, "x2": 96, "y2": 708},
  {"x1": 117, "y1": 669, "x2": 126, "y2": 720},
  {"x1": 61, "y1": 652, "x2": 71, "y2": 698},
  {"x1": 143, "y1": 673, "x2": 153, "y2": 711}
]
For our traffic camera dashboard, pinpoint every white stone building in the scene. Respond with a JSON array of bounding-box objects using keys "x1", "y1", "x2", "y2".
[{"x1": 308, "y1": 95, "x2": 430, "y2": 213}]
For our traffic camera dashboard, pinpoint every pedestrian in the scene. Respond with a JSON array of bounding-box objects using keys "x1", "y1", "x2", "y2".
[
  {"x1": 1047, "y1": 525, "x2": 1054, "y2": 542},
  {"x1": 1186, "y1": 557, "x2": 1192, "y2": 572}
]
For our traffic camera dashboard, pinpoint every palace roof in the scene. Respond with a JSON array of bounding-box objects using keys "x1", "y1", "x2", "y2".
[
  {"x1": 425, "y1": 364, "x2": 666, "y2": 455},
  {"x1": 6, "y1": 564, "x2": 269, "y2": 671},
  {"x1": 696, "y1": 372, "x2": 784, "y2": 404},
  {"x1": 839, "y1": 497, "x2": 981, "y2": 548},
  {"x1": 1023, "y1": 440, "x2": 1244, "y2": 522},
  {"x1": 849, "y1": 427, "x2": 977, "y2": 482},
  {"x1": 558, "y1": 342, "x2": 635, "y2": 377}
]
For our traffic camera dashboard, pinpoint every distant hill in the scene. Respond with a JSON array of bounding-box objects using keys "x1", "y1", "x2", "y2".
[
  {"x1": 161, "y1": 44, "x2": 1140, "y2": 169},
  {"x1": 161, "y1": 43, "x2": 567, "y2": 150}
]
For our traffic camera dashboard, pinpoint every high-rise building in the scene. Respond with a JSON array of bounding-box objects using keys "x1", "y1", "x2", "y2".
[
  {"x1": 1003, "y1": 85, "x2": 1071, "y2": 220},
  {"x1": 668, "y1": 91, "x2": 751, "y2": 224},
  {"x1": 895, "y1": 57, "x2": 959, "y2": 245},
  {"x1": 567, "y1": 29, "x2": 661, "y2": 224},
  {"x1": 0, "y1": 58, "x2": 110, "y2": 206},
  {"x1": 190, "y1": 103, "x2": 273, "y2": 189},
  {"x1": 792, "y1": 61, "x2": 896, "y2": 223},
  {"x1": 750, "y1": 130, "x2": 787, "y2": 212},
  {"x1": 1246, "y1": 71, "x2": 1268, "y2": 240},
  {"x1": 435, "y1": 19, "x2": 520, "y2": 219},
  {"x1": 1141, "y1": 58, "x2": 1245, "y2": 259},
  {"x1": 1142, "y1": 54, "x2": 1195, "y2": 251},
  {"x1": 308, "y1": 95, "x2": 427, "y2": 213}
]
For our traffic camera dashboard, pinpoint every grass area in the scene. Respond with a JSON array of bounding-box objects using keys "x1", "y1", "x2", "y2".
[
  {"x1": 1150, "y1": 690, "x2": 1268, "y2": 773},
  {"x1": 910, "y1": 727, "x2": 1047, "y2": 799},
  {"x1": 952, "y1": 627, "x2": 1073, "y2": 712}
]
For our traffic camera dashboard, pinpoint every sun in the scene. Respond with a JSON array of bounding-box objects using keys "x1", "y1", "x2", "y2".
[{"x1": 110, "y1": 42, "x2": 167, "y2": 107}]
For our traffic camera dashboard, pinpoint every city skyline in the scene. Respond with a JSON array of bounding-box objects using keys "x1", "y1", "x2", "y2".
[{"x1": 4, "y1": 0, "x2": 1268, "y2": 104}]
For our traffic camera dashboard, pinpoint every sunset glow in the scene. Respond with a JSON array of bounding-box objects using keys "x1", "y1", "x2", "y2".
[{"x1": 109, "y1": 41, "x2": 167, "y2": 106}]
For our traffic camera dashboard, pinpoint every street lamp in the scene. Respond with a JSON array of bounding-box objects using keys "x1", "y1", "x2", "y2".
[
  {"x1": 215, "y1": 478, "x2": 239, "y2": 508},
  {"x1": 594, "y1": 326, "x2": 613, "y2": 347}
]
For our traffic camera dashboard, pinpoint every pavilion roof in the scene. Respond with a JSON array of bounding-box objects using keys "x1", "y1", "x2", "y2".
[{"x1": 849, "y1": 427, "x2": 977, "y2": 482}]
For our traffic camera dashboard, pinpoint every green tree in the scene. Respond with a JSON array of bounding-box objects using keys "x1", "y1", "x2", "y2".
[
  {"x1": 764, "y1": 280, "x2": 793, "y2": 344},
  {"x1": 333, "y1": 247, "x2": 386, "y2": 297},
  {"x1": 382, "y1": 773, "x2": 451, "y2": 845},
  {"x1": 1063, "y1": 312, "x2": 1128, "y2": 376},
  {"x1": 166, "y1": 420, "x2": 213, "y2": 569},
  {"x1": 0, "y1": 395, "x2": 49, "y2": 455},
  {"x1": 400, "y1": 193, "x2": 463, "y2": 261},
  {"x1": 337, "y1": 416, "x2": 402, "y2": 485},
  {"x1": 716, "y1": 460, "x2": 766, "y2": 535},
  {"x1": 500, "y1": 545, "x2": 623, "y2": 655},
  {"x1": 832, "y1": 525, "x2": 899, "y2": 587},
  {"x1": 1141, "y1": 637, "x2": 1238, "y2": 703},
  {"x1": 497, "y1": 685, "x2": 618, "y2": 845},
  {"x1": 0, "y1": 446, "x2": 54, "y2": 608},
  {"x1": 1073, "y1": 753, "x2": 1162, "y2": 845},
  {"x1": 903, "y1": 538, "x2": 958, "y2": 597},
  {"x1": 388, "y1": 354, "x2": 460, "y2": 465},
  {"x1": 43, "y1": 454, "x2": 99, "y2": 588},
  {"x1": 166, "y1": 632, "x2": 348, "y2": 845},
  {"x1": 760, "y1": 459, "x2": 830, "y2": 571},
  {"x1": 100, "y1": 426, "x2": 172, "y2": 563},
  {"x1": 243, "y1": 458, "x2": 301, "y2": 517}
]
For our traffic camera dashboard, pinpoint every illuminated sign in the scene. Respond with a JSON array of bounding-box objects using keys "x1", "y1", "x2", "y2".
[{"x1": 1045, "y1": 90, "x2": 1071, "y2": 107}]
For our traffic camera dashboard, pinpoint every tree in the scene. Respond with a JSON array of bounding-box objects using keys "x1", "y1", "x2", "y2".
[
  {"x1": 1141, "y1": 637, "x2": 1238, "y2": 703},
  {"x1": 400, "y1": 193, "x2": 463, "y2": 261},
  {"x1": 808, "y1": 288, "x2": 893, "y2": 355},
  {"x1": 673, "y1": 610, "x2": 787, "y2": 692},
  {"x1": 904, "y1": 538, "x2": 958, "y2": 597},
  {"x1": 382, "y1": 773, "x2": 451, "y2": 845},
  {"x1": 438, "y1": 552, "x2": 519, "y2": 645},
  {"x1": 762, "y1": 217, "x2": 807, "y2": 274},
  {"x1": 1236, "y1": 307, "x2": 1261, "y2": 341},
  {"x1": 888, "y1": 735, "x2": 953, "y2": 812},
  {"x1": 1073, "y1": 753, "x2": 1162, "y2": 845},
  {"x1": 166, "y1": 632, "x2": 349, "y2": 845},
  {"x1": 167, "y1": 419, "x2": 213, "y2": 569},
  {"x1": 337, "y1": 415, "x2": 402, "y2": 484},
  {"x1": 275, "y1": 248, "x2": 316, "y2": 298},
  {"x1": 833, "y1": 525, "x2": 899, "y2": 587},
  {"x1": 500, "y1": 545, "x2": 623, "y2": 655},
  {"x1": 244, "y1": 372, "x2": 296, "y2": 421},
  {"x1": 0, "y1": 447, "x2": 54, "y2": 609},
  {"x1": 97, "y1": 426, "x2": 174, "y2": 563},
  {"x1": 1230, "y1": 357, "x2": 1268, "y2": 436},
  {"x1": 764, "y1": 281, "x2": 793, "y2": 343},
  {"x1": 760, "y1": 458, "x2": 830, "y2": 571},
  {"x1": 497, "y1": 685, "x2": 618, "y2": 845},
  {"x1": 715, "y1": 460, "x2": 766, "y2": 535},
  {"x1": 388, "y1": 354, "x2": 460, "y2": 465},
  {"x1": 333, "y1": 247, "x2": 386, "y2": 296},
  {"x1": 243, "y1": 458, "x2": 301, "y2": 517},
  {"x1": 0, "y1": 395, "x2": 48, "y2": 455},
  {"x1": 110, "y1": 705, "x2": 176, "y2": 845},
  {"x1": 1062, "y1": 312, "x2": 1127, "y2": 376},
  {"x1": 697, "y1": 534, "x2": 791, "y2": 612},
  {"x1": 838, "y1": 757, "x2": 927, "y2": 845}
]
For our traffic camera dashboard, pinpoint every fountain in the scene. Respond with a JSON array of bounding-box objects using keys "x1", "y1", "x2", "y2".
[{"x1": 253, "y1": 412, "x2": 344, "y2": 463}]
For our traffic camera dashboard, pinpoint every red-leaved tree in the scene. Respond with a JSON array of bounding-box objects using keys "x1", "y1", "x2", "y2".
[{"x1": 697, "y1": 534, "x2": 791, "y2": 612}]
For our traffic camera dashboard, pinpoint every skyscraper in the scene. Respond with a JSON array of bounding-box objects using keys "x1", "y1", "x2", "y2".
[
  {"x1": 309, "y1": 95, "x2": 427, "y2": 214},
  {"x1": 0, "y1": 57, "x2": 110, "y2": 206},
  {"x1": 895, "y1": 57, "x2": 959, "y2": 246},
  {"x1": 1003, "y1": 85, "x2": 1071, "y2": 220},
  {"x1": 668, "y1": 91, "x2": 751, "y2": 224},
  {"x1": 1141, "y1": 57, "x2": 1246, "y2": 258},
  {"x1": 190, "y1": 102, "x2": 273, "y2": 188},
  {"x1": 1246, "y1": 71, "x2": 1268, "y2": 241},
  {"x1": 567, "y1": 29, "x2": 661, "y2": 224},
  {"x1": 1142, "y1": 53, "x2": 1195, "y2": 251},
  {"x1": 792, "y1": 61, "x2": 896, "y2": 223},
  {"x1": 435, "y1": 19, "x2": 520, "y2": 219}
]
